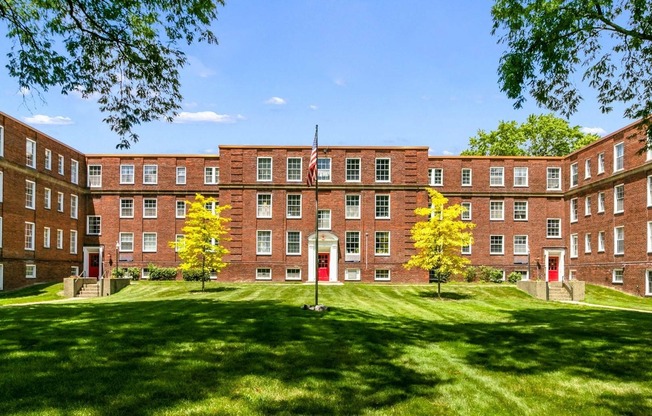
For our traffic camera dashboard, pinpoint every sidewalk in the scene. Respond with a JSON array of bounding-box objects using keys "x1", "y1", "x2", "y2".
[{"x1": 561, "y1": 300, "x2": 652, "y2": 314}]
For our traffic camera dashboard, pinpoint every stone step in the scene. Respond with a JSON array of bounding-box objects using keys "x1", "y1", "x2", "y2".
[{"x1": 77, "y1": 283, "x2": 100, "y2": 298}]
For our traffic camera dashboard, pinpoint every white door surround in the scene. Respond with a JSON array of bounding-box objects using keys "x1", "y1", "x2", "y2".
[{"x1": 307, "y1": 232, "x2": 339, "y2": 282}]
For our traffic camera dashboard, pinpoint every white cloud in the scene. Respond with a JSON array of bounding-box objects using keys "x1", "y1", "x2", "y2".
[
  {"x1": 442, "y1": 150, "x2": 454, "y2": 156},
  {"x1": 173, "y1": 111, "x2": 244, "y2": 124},
  {"x1": 265, "y1": 97, "x2": 287, "y2": 106},
  {"x1": 24, "y1": 115, "x2": 73, "y2": 125},
  {"x1": 187, "y1": 56, "x2": 215, "y2": 78},
  {"x1": 18, "y1": 87, "x2": 30, "y2": 96},
  {"x1": 581, "y1": 126, "x2": 607, "y2": 136},
  {"x1": 308, "y1": 104, "x2": 318, "y2": 111},
  {"x1": 333, "y1": 78, "x2": 346, "y2": 87}
]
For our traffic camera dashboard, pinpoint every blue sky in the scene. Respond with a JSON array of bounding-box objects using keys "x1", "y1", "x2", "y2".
[{"x1": 0, "y1": 1, "x2": 630, "y2": 155}]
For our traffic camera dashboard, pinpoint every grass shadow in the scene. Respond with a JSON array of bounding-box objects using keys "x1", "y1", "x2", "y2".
[
  {"x1": 418, "y1": 290, "x2": 473, "y2": 300},
  {"x1": 0, "y1": 282, "x2": 61, "y2": 300},
  {"x1": 189, "y1": 286, "x2": 238, "y2": 294}
]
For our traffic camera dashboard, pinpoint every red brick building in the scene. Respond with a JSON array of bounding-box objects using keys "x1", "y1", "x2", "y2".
[{"x1": 1, "y1": 111, "x2": 651, "y2": 296}]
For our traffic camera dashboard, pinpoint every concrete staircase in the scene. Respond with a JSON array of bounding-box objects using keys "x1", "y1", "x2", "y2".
[
  {"x1": 547, "y1": 282, "x2": 572, "y2": 301},
  {"x1": 77, "y1": 283, "x2": 100, "y2": 298}
]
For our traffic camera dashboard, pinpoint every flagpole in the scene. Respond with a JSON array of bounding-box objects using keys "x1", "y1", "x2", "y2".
[{"x1": 314, "y1": 124, "x2": 319, "y2": 306}]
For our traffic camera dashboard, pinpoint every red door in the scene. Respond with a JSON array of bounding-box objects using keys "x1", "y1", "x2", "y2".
[
  {"x1": 89, "y1": 253, "x2": 100, "y2": 278},
  {"x1": 548, "y1": 256, "x2": 559, "y2": 282},
  {"x1": 318, "y1": 253, "x2": 329, "y2": 281}
]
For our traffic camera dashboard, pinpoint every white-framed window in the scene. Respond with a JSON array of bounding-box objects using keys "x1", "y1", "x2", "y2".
[
  {"x1": 70, "y1": 230, "x2": 77, "y2": 254},
  {"x1": 375, "y1": 158, "x2": 391, "y2": 182},
  {"x1": 71, "y1": 159, "x2": 79, "y2": 184},
  {"x1": 570, "y1": 234, "x2": 579, "y2": 258},
  {"x1": 143, "y1": 198, "x2": 157, "y2": 218},
  {"x1": 176, "y1": 166, "x2": 186, "y2": 185},
  {"x1": 287, "y1": 157, "x2": 302, "y2": 182},
  {"x1": 570, "y1": 163, "x2": 578, "y2": 187},
  {"x1": 71, "y1": 266, "x2": 79, "y2": 276},
  {"x1": 56, "y1": 229, "x2": 63, "y2": 249},
  {"x1": 429, "y1": 168, "x2": 443, "y2": 186},
  {"x1": 205, "y1": 201, "x2": 217, "y2": 215},
  {"x1": 58, "y1": 154, "x2": 64, "y2": 175},
  {"x1": 256, "y1": 268, "x2": 272, "y2": 281},
  {"x1": 461, "y1": 243, "x2": 472, "y2": 255},
  {"x1": 257, "y1": 193, "x2": 272, "y2": 218},
  {"x1": 70, "y1": 194, "x2": 78, "y2": 219},
  {"x1": 44, "y1": 149, "x2": 52, "y2": 170},
  {"x1": 142, "y1": 233, "x2": 157, "y2": 252},
  {"x1": 598, "y1": 231, "x2": 605, "y2": 252},
  {"x1": 345, "y1": 194, "x2": 361, "y2": 219},
  {"x1": 584, "y1": 159, "x2": 591, "y2": 179},
  {"x1": 345, "y1": 231, "x2": 360, "y2": 258},
  {"x1": 256, "y1": 230, "x2": 272, "y2": 255},
  {"x1": 489, "y1": 167, "x2": 504, "y2": 186},
  {"x1": 174, "y1": 234, "x2": 185, "y2": 253},
  {"x1": 286, "y1": 231, "x2": 301, "y2": 255},
  {"x1": 375, "y1": 269, "x2": 390, "y2": 281},
  {"x1": 286, "y1": 194, "x2": 301, "y2": 218},
  {"x1": 26, "y1": 139, "x2": 36, "y2": 168},
  {"x1": 514, "y1": 167, "x2": 528, "y2": 187},
  {"x1": 375, "y1": 231, "x2": 390, "y2": 256},
  {"x1": 613, "y1": 269, "x2": 624, "y2": 284},
  {"x1": 143, "y1": 165, "x2": 158, "y2": 184},
  {"x1": 597, "y1": 152, "x2": 605, "y2": 174},
  {"x1": 646, "y1": 270, "x2": 652, "y2": 296},
  {"x1": 176, "y1": 201, "x2": 186, "y2": 218},
  {"x1": 26, "y1": 264, "x2": 36, "y2": 279},
  {"x1": 318, "y1": 158, "x2": 332, "y2": 182},
  {"x1": 461, "y1": 168, "x2": 472, "y2": 186},
  {"x1": 547, "y1": 219, "x2": 561, "y2": 238},
  {"x1": 43, "y1": 227, "x2": 50, "y2": 248},
  {"x1": 514, "y1": 235, "x2": 528, "y2": 255},
  {"x1": 25, "y1": 180, "x2": 35, "y2": 209},
  {"x1": 489, "y1": 200, "x2": 504, "y2": 221},
  {"x1": 461, "y1": 202, "x2": 472, "y2": 220},
  {"x1": 614, "y1": 184, "x2": 624, "y2": 213},
  {"x1": 375, "y1": 194, "x2": 390, "y2": 219},
  {"x1": 614, "y1": 226, "x2": 624, "y2": 255},
  {"x1": 120, "y1": 165, "x2": 135, "y2": 184},
  {"x1": 286, "y1": 268, "x2": 302, "y2": 281},
  {"x1": 57, "y1": 192, "x2": 64, "y2": 212},
  {"x1": 88, "y1": 165, "x2": 102, "y2": 187},
  {"x1": 205, "y1": 167, "x2": 219, "y2": 184},
  {"x1": 649, "y1": 222, "x2": 652, "y2": 253},
  {"x1": 570, "y1": 198, "x2": 578, "y2": 222},
  {"x1": 0, "y1": 171, "x2": 3, "y2": 202},
  {"x1": 585, "y1": 233, "x2": 592, "y2": 253},
  {"x1": 257, "y1": 157, "x2": 272, "y2": 181},
  {"x1": 25, "y1": 222, "x2": 35, "y2": 250},
  {"x1": 490, "y1": 235, "x2": 504, "y2": 255},
  {"x1": 345, "y1": 268, "x2": 361, "y2": 281},
  {"x1": 547, "y1": 167, "x2": 561, "y2": 190},
  {"x1": 514, "y1": 201, "x2": 528, "y2": 221},
  {"x1": 0, "y1": 126, "x2": 4, "y2": 157},
  {"x1": 120, "y1": 198, "x2": 134, "y2": 218},
  {"x1": 598, "y1": 192, "x2": 605, "y2": 213},
  {"x1": 614, "y1": 142, "x2": 624, "y2": 172},
  {"x1": 119, "y1": 232, "x2": 134, "y2": 252},
  {"x1": 87, "y1": 216, "x2": 101, "y2": 235},
  {"x1": 346, "y1": 158, "x2": 361, "y2": 182},
  {"x1": 585, "y1": 196, "x2": 591, "y2": 216},
  {"x1": 318, "y1": 210, "x2": 331, "y2": 230},
  {"x1": 648, "y1": 176, "x2": 652, "y2": 207}
]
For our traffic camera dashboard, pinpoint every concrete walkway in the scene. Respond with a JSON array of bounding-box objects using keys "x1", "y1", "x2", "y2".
[{"x1": 560, "y1": 300, "x2": 652, "y2": 314}]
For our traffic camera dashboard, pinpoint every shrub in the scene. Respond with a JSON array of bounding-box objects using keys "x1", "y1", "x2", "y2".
[
  {"x1": 148, "y1": 264, "x2": 178, "y2": 281},
  {"x1": 507, "y1": 271, "x2": 522, "y2": 284},
  {"x1": 182, "y1": 269, "x2": 208, "y2": 281},
  {"x1": 478, "y1": 266, "x2": 504, "y2": 283},
  {"x1": 464, "y1": 266, "x2": 477, "y2": 282},
  {"x1": 112, "y1": 267, "x2": 125, "y2": 278},
  {"x1": 127, "y1": 267, "x2": 141, "y2": 280}
]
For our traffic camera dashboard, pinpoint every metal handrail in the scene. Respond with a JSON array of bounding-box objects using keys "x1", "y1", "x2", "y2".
[{"x1": 562, "y1": 281, "x2": 574, "y2": 300}]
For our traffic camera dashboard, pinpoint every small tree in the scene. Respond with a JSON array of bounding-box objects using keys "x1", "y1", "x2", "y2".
[
  {"x1": 169, "y1": 194, "x2": 231, "y2": 292},
  {"x1": 405, "y1": 188, "x2": 476, "y2": 298}
]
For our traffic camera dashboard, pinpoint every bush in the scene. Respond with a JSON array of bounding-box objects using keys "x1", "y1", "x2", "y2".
[
  {"x1": 112, "y1": 267, "x2": 125, "y2": 278},
  {"x1": 478, "y1": 266, "x2": 504, "y2": 283},
  {"x1": 507, "y1": 271, "x2": 522, "y2": 284},
  {"x1": 464, "y1": 266, "x2": 477, "y2": 282},
  {"x1": 148, "y1": 264, "x2": 178, "y2": 281},
  {"x1": 429, "y1": 269, "x2": 450, "y2": 283},
  {"x1": 127, "y1": 267, "x2": 141, "y2": 280},
  {"x1": 182, "y1": 269, "x2": 208, "y2": 281}
]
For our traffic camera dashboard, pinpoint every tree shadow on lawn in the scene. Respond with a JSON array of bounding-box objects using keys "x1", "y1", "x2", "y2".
[
  {"x1": 189, "y1": 286, "x2": 238, "y2": 294},
  {"x1": 418, "y1": 290, "x2": 473, "y2": 300},
  {"x1": 0, "y1": 300, "x2": 650, "y2": 415},
  {"x1": 0, "y1": 282, "x2": 60, "y2": 300}
]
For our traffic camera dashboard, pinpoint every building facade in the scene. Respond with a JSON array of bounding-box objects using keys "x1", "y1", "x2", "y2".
[{"x1": 1, "y1": 111, "x2": 652, "y2": 296}]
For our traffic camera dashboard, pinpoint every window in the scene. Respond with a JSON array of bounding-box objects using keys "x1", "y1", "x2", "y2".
[
  {"x1": 646, "y1": 270, "x2": 652, "y2": 296},
  {"x1": 585, "y1": 233, "x2": 592, "y2": 253},
  {"x1": 614, "y1": 142, "x2": 624, "y2": 172},
  {"x1": 570, "y1": 163, "x2": 578, "y2": 187},
  {"x1": 375, "y1": 158, "x2": 391, "y2": 182},
  {"x1": 205, "y1": 167, "x2": 219, "y2": 184},
  {"x1": 43, "y1": 227, "x2": 50, "y2": 248},
  {"x1": 0, "y1": 172, "x2": 3, "y2": 202},
  {"x1": 143, "y1": 198, "x2": 158, "y2": 218},
  {"x1": 345, "y1": 269, "x2": 361, "y2": 281},
  {"x1": 143, "y1": 165, "x2": 158, "y2": 184},
  {"x1": 286, "y1": 194, "x2": 302, "y2": 218},
  {"x1": 375, "y1": 269, "x2": 390, "y2": 281},
  {"x1": 570, "y1": 198, "x2": 578, "y2": 222},
  {"x1": 345, "y1": 195, "x2": 361, "y2": 219},
  {"x1": 174, "y1": 235, "x2": 185, "y2": 253},
  {"x1": 429, "y1": 168, "x2": 443, "y2": 186},
  {"x1": 143, "y1": 233, "x2": 157, "y2": 252},
  {"x1": 614, "y1": 226, "x2": 624, "y2": 255},
  {"x1": 87, "y1": 216, "x2": 101, "y2": 235},
  {"x1": 205, "y1": 201, "x2": 217, "y2": 214},
  {"x1": 346, "y1": 158, "x2": 361, "y2": 182},
  {"x1": 345, "y1": 231, "x2": 360, "y2": 258},
  {"x1": 514, "y1": 235, "x2": 528, "y2": 255},
  {"x1": 71, "y1": 266, "x2": 79, "y2": 276},
  {"x1": 26, "y1": 139, "x2": 36, "y2": 168},
  {"x1": 375, "y1": 194, "x2": 390, "y2": 219},
  {"x1": 120, "y1": 198, "x2": 134, "y2": 218},
  {"x1": 318, "y1": 210, "x2": 331, "y2": 230},
  {"x1": 257, "y1": 230, "x2": 272, "y2": 255},
  {"x1": 26, "y1": 264, "x2": 36, "y2": 279},
  {"x1": 256, "y1": 268, "x2": 272, "y2": 281},
  {"x1": 461, "y1": 243, "x2": 471, "y2": 255},
  {"x1": 585, "y1": 196, "x2": 591, "y2": 216},
  {"x1": 88, "y1": 165, "x2": 102, "y2": 187},
  {"x1": 176, "y1": 201, "x2": 186, "y2": 218},
  {"x1": 56, "y1": 229, "x2": 63, "y2": 249},
  {"x1": 57, "y1": 192, "x2": 64, "y2": 212},
  {"x1": 318, "y1": 158, "x2": 331, "y2": 182},
  {"x1": 613, "y1": 269, "x2": 624, "y2": 284},
  {"x1": 176, "y1": 166, "x2": 186, "y2": 185},
  {"x1": 597, "y1": 152, "x2": 605, "y2": 173},
  {"x1": 286, "y1": 268, "x2": 302, "y2": 281},
  {"x1": 547, "y1": 219, "x2": 561, "y2": 238},
  {"x1": 25, "y1": 180, "x2": 35, "y2": 209},
  {"x1": 257, "y1": 194, "x2": 272, "y2": 218},
  {"x1": 45, "y1": 149, "x2": 52, "y2": 170},
  {"x1": 598, "y1": 192, "x2": 605, "y2": 213},
  {"x1": 489, "y1": 200, "x2": 504, "y2": 221},
  {"x1": 71, "y1": 160, "x2": 79, "y2": 184},
  {"x1": 58, "y1": 155, "x2": 64, "y2": 175},
  {"x1": 25, "y1": 222, "x2": 35, "y2": 250},
  {"x1": 257, "y1": 157, "x2": 272, "y2": 181},
  {"x1": 70, "y1": 195, "x2": 78, "y2": 219},
  {"x1": 0, "y1": 126, "x2": 3, "y2": 157},
  {"x1": 461, "y1": 168, "x2": 472, "y2": 186},
  {"x1": 490, "y1": 235, "x2": 504, "y2": 255},
  {"x1": 375, "y1": 231, "x2": 390, "y2": 255},
  {"x1": 614, "y1": 184, "x2": 624, "y2": 213},
  {"x1": 286, "y1": 231, "x2": 301, "y2": 255},
  {"x1": 120, "y1": 165, "x2": 135, "y2": 184},
  {"x1": 287, "y1": 158, "x2": 302, "y2": 182},
  {"x1": 649, "y1": 222, "x2": 652, "y2": 253},
  {"x1": 489, "y1": 167, "x2": 504, "y2": 186},
  {"x1": 584, "y1": 159, "x2": 591, "y2": 179},
  {"x1": 514, "y1": 201, "x2": 528, "y2": 221},
  {"x1": 570, "y1": 234, "x2": 579, "y2": 258},
  {"x1": 514, "y1": 167, "x2": 528, "y2": 187},
  {"x1": 70, "y1": 230, "x2": 77, "y2": 254},
  {"x1": 648, "y1": 176, "x2": 652, "y2": 207},
  {"x1": 598, "y1": 231, "x2": 605, "y2": 252},
  {"x1": 119, "y1": 232, "x2": 134, "y2": 252},
  {"x1": 547, "y1": 167, "x2": 561, "y2": 190},
  {"x1": 461, "y1": 202, "x2": 472, "y2": 220}
]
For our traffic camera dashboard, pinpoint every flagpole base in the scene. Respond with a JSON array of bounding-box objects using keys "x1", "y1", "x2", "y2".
[{"x1": 302, "y1": 304, "x2": 329, "y2": 312}]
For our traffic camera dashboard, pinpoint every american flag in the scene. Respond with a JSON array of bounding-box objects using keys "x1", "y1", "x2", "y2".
[{"x1": 306, "y1": 126, "x2": 318, "y2": 186}]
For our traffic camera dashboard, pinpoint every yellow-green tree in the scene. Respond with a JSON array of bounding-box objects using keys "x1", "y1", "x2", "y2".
[
  {"x1": 405, "y1": 188, "x2": 475, "y2": 297},
  {"x1": 169, "y1": 194, "x2": 231, "y2": 291}
]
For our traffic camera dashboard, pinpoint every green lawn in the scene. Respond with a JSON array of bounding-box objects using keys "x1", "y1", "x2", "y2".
[
  {"x1": 584, "y1": 284, "x2": 652, "y2": 312},
  {"x1": 0, "y1": 282, "x2": 65, "y2": 306},
  {"x1": 1, "y1": 281, "x2": 651, "y2": 415}
]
